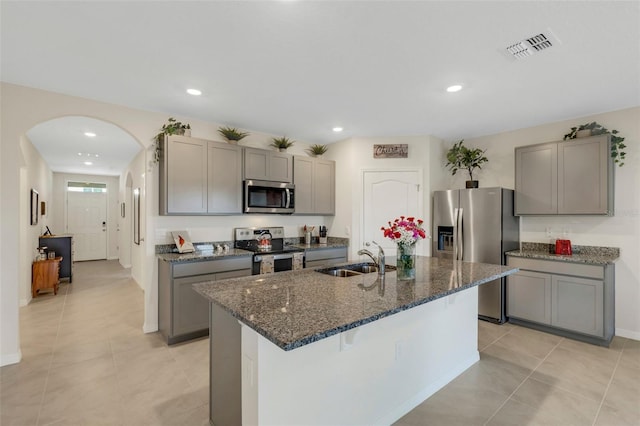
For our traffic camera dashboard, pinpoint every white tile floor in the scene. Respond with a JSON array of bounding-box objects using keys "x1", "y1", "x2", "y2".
[{"x1": 2, "y1": 260, "x2": 638, "y2": 425}]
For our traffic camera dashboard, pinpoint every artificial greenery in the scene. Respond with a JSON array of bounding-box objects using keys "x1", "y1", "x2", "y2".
[
  {"x1": 307, "y1": 144, "x2": 328, "y2": 156},
  {"x1": 563, "y1": 122, "x2": 626, "y2": 167},
  {"x1": 270, "y1": 136, "x2": 295, "y2": 150},
  {"x1": 156, "y1": 117, "x2": 190, "y2": 141},
  {"x1": 218, "y1": 126, "x2": 249, "y2": 142},
  {"x1": 445, "y1": 139, "x2": 488, "y2": 182},
  {"x1": 151, "y1": 117, "x2": 191, "y2": 164}
]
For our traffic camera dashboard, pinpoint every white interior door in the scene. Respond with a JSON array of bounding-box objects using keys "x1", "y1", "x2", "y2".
[
  {"x1": 67, "y1": 191, "x2": 107, "y2": 261},
  {"x1": 362, "y1": 170, "x2": 422, "y2": 255}
]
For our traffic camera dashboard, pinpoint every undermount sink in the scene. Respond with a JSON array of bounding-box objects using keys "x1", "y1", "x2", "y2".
[
  {"x1": 322, "y1": 269, "x2": 362, "y2": 277},
  {"x1": 315, "y1": 262, "x2": 396, "y2": 277}
]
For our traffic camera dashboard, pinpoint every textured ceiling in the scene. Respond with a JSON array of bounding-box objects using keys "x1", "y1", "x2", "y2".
[{"x1": 2, "y1": 1, "x2": 639, "y2": 175}]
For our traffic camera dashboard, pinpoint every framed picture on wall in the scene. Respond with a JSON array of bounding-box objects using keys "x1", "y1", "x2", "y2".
[{"x1": 30, "y1": 189, "x2": 39, "y2": 226}]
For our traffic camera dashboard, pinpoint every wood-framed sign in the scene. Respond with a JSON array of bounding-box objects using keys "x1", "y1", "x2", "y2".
[{"x1": 373, "y1": 144, "x2": 408, "y2": 158}]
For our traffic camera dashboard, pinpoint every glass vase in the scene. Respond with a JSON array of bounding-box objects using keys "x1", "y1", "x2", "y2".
[{"x1": 396, "y1": 242, "x2": 416, "y2": 281}]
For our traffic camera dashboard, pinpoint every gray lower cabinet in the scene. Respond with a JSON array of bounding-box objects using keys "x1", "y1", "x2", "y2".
[
  {"x1": 304, "y1": 247, "x2": 348, "y2": 268},
  {"x1": 158, "y1": 256, "x2": 252, "y2": 344},
  {"x1": 159, "y1": 135, "x2": 242, "y2": 215},
  {"x1": 243, "y1": 148, "x2": 293, "y2": 183},
  {"x1": 506, "y1": 256, "x2": 614, "y2": 346},
  {"x1": 293, "y1": 156, "x2": 336, "y2": 215},
  {"x1": 515, "y1": 134, "x2": 613, "y2": 215},
  {"x1": 507, "y1": 270, "x2": 552, "y2": 325}
]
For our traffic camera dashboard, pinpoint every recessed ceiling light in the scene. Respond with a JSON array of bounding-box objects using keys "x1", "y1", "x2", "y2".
[
  {"x1": 84, "y1": 161, "x2": 93, "y2": 166},
  {"x1": 446, "y1": 85, "x2": 463, "y2": 93},
  {"x1": 84, "y1": 132, "x2": 96, "y2": 137},
  {"x1": 77, "y1": 152, "x2": 82, "y2": 156},
  {"x1": 187, "y1": 88, "x2": 202, "y2": 96},
  {"x1": 332, "y1": 127, "x2": 343, "y2": 132}
]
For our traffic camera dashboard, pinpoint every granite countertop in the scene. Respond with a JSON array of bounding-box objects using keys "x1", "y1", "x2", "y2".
[
  {"x1": 506, "y1": 242, "x2": 620, "y2": 265},
  {"x1": 194, "y1": 257, "x2": 518, "y2": 351},
  {"x1": 157, "y1": 248, "x2": 253, "y2": 263},
  {"x1": 288, "y1": 242, "x2": 348, "y2": 250}
]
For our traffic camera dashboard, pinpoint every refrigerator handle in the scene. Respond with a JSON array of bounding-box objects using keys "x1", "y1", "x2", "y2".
[
  {"x1": 453, "y1": 208, "x2": 459, "y2": 260},
  {"x1": 457, "y1": 208, "x2": 463, "y2": 260}
]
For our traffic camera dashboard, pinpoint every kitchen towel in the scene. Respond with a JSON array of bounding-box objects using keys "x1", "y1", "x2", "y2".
[
  {"x1": 260, "y1": 255, "x2": 274, "y2": 274},
  {"x1": 293, "y1": 252, "x2": 304, "y2": 270}
]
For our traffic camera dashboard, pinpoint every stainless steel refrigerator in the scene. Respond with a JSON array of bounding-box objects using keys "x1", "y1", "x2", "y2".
[{"x1": 432, "y1": 188, "x2": 519, "y2": 323}]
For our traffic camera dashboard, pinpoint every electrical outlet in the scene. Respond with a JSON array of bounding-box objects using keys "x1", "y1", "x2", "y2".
[
  {"x1": 395, "y1": 341, "x2": 403, "y2": 361},
  {"x1": 546, "y1": 227, "x2": 552, "y2": 237}
]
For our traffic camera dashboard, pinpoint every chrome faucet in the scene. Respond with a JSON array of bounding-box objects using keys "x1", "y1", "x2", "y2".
[{"x1": 357, "y1": 241, "x2": 385, "y2": 276}]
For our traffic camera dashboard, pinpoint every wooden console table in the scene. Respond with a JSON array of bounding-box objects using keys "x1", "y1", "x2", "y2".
[{"x1": 32, "y1": 257, "x2": 62, "y2": 298}]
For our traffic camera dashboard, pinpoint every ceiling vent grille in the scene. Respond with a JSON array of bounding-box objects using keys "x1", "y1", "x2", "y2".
[{"x1": 505, "y1": 31, "x2": 559, "y2": 60}]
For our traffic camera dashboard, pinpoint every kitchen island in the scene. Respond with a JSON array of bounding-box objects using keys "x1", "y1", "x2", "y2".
[{"x1": 194, "y1": 257, "x2": 518, "y2": 425}]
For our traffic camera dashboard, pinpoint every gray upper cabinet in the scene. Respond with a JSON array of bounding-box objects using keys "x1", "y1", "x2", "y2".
[
  {"x1": 161, "y1": 135, "x2": 208, "y2": 214},
  {"x1": 208, "y1": 142, "x2": 242, "y2": 214},
  {"x1": 293, "y1": 156, "x2": 336, "y2": 215},
  {"x1": 515, "y1": 135, "x2": 613, "y2": 215},
  {"x1": 160, "y1": 135, "x2": 242, "y2": 215},
  {"x1": 557, "y1": 136, "x2": 613, "y2": 215},
  {"x1": 243, "y1": 148, "x2": 293, "y2": 183},
  {"x1": 515, "y1": 142, "x2": 557, "y2": 215}
]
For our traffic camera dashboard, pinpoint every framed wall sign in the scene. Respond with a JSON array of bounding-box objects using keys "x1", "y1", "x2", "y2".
[
  {"x1": 373, "y1": 144, "x2": 409, "y2": 158},
  {"x1": 30, "y1": 189, "x2": 39, "y2": 226}
]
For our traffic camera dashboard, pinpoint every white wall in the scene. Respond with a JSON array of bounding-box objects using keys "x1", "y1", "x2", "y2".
[
  {"x1": 461, "y1": 107, "x2": 640, "y2": 340},
  {"x1": 327, "y1": 135, "x2": 446, "y2": 260},
  {"x1": 18, "y1": 136, "x2": 54, "y2": 307}
]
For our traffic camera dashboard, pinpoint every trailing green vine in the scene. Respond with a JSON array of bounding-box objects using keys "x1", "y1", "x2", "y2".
[{"x1": 563, "y1": 122, "x2": 626, "y2": 167}]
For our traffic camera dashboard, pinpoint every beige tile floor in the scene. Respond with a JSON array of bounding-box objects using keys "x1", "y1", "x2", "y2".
[{"x1": 2, "y1": 260, "x2": 638, "y2": 425}]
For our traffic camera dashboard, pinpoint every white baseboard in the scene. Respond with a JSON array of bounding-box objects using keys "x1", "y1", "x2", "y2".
[
  {"x1": 0, "y1": 349, "x2": 22, "y2": 367},
  {"x1": 616, "y1": 327, "x2": 640, "y2": 341},
  {"x1": 19, "y1": 298, "x2": 30, "y2": 307},
  {"x1": 143, "y1": 322, "x2": 158, "y2": 333}
]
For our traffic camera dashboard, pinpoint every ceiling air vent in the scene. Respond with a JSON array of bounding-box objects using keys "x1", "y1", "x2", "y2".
[{"x1": 505, "y1": 31, "x2": 559, "y2": 60}]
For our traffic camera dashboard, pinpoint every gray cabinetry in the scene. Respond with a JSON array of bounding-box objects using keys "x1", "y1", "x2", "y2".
[
  {"x1": 515, "y1": 135, "x2": 613, "y2": 215},
  {"x1": 293, "y1": 156, "x2": 335, "y2": 215},
  {"x1": 243, "y1": 148, "x2": 293, "y2": 183},
  {"x1": 160, "y1": 135, "x2": 243, "y2": 215},
  {"x1": 208, "y1": 142, "x2": 242, "y2": 213},
  {"x1": 158, "y1": 256, "x2": 252, "y2": 344},
  {"x1": 557, "y1": 136, "x2": 612, "y2": 214},
  {"x1": 506, "y1": 256, "x2": 614, "y2": 346},
  {"x1": 161, "y1": 135, "x2": 207, "y2": 214},
  {"x1": 552, "y1": 275, "x2": 604, "y2": 337},
  {"x1": 304, "y1": 247, "x2": 348, "y2": 268},
  {"x1": 507, "y1": 270, "x2": 551, "y2": 324},
  {"x1": 515, "y1": 143, "x2": 557, "y2": 215}
]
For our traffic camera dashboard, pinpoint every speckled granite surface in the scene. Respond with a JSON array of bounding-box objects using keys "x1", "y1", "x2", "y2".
[
  {"x1": 157, "y1": 248, "x2": 253, "y2": 263},
  {"x1": 193, "y1": 257, "x2": 518, "y2": 351},
  {"x1": 157, "y1": 237, "x2": 348, "y2": 262},
  {"x1": 506, "y1": 242, "x2": 620, "y2": 265}
]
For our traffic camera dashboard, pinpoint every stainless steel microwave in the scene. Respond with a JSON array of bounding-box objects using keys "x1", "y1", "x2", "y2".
[{"x1": 244, "y1": 180, "x2": 295, "y2": 214}]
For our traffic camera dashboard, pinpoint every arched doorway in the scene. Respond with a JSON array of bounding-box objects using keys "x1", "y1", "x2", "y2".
[{"x1": 23, "y1": 115, "x2": 143, "y2": 296}]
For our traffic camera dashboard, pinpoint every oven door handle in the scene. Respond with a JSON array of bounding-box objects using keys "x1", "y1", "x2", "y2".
[{"x1": 254, "y1": 253, "x2": 301, "y2": 262}]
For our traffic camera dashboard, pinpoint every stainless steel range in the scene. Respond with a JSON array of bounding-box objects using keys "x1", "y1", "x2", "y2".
[{"x1": 234, "y1": 227, "x2": 305, "y2": 275}]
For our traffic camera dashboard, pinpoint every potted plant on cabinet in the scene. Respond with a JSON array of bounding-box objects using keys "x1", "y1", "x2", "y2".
[
  {"x1": 445, "y1": 139, "x2": 488, "y2": 188},
  {"x1": 307, "y1": 144, "x2": 328, "y2": 157},
  {"x1": 152, "y1": 117, "x2": 191, "y2": 164},
  {"x1": 563, "y1": 122, "x2": 626, "y2": 166},
  {"x1": 270, "y1": 136, "x2": 295, "y2": 152},
  {"x1": 218, "y1": 126, "x2": 249, "y2": 144}
]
